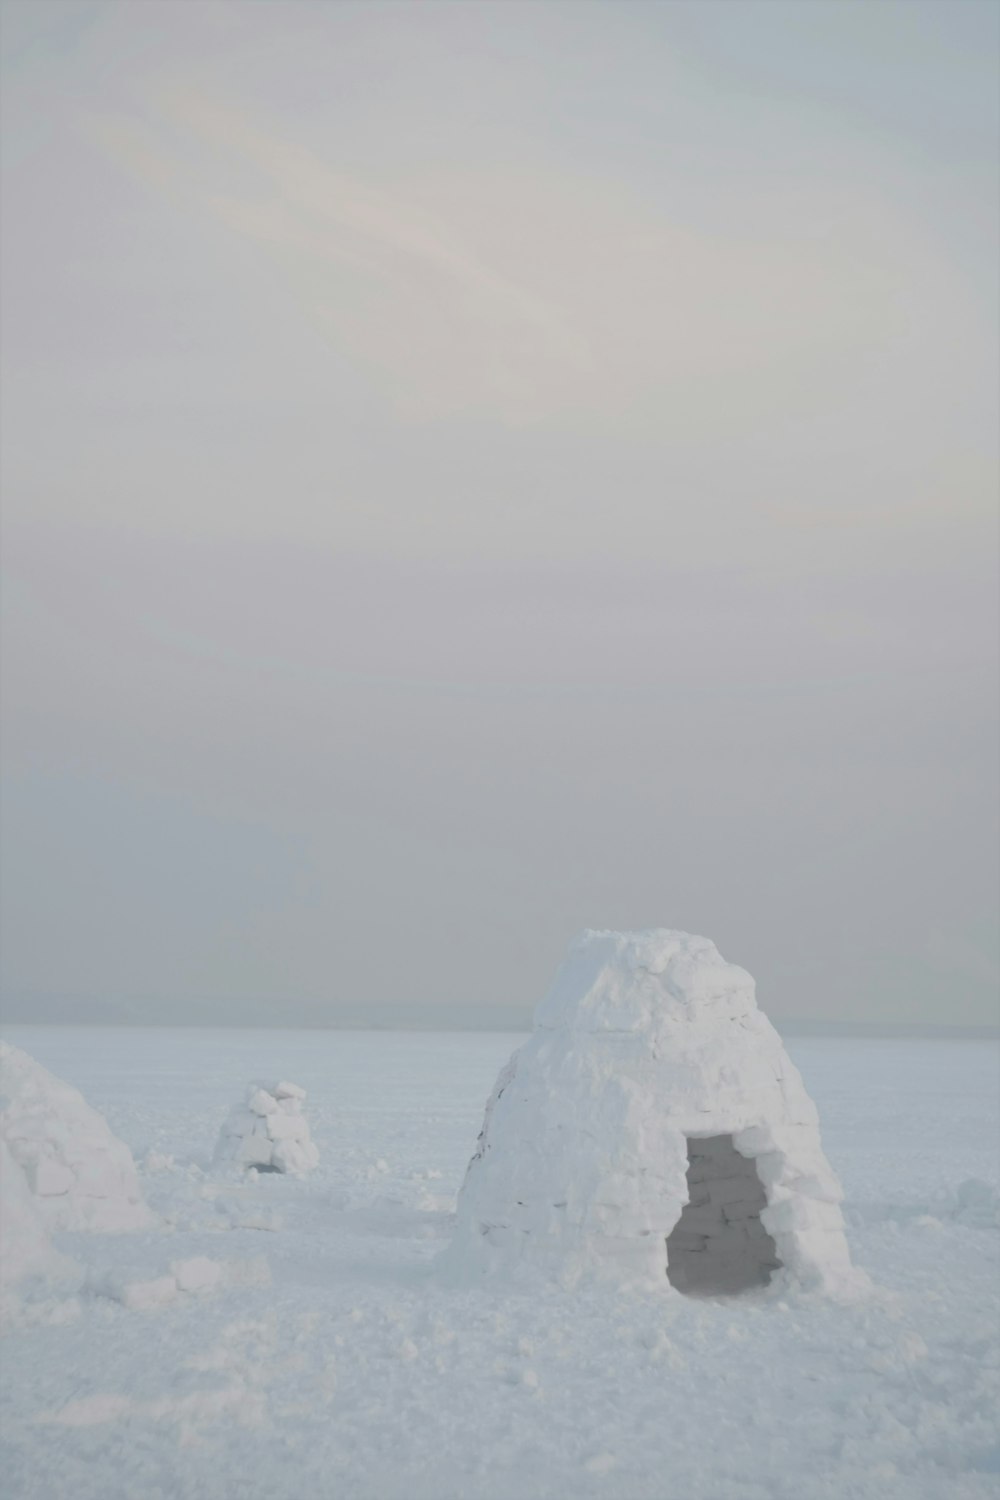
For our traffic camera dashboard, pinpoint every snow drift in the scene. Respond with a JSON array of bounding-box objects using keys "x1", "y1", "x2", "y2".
[
  {"x1": 445, "y1": 929, "x2": 866, "y2": 1296},
  {"x1": 0, "y1": 1041, "x2": 150, "y2": 1233},
  {"x1": 214, "y1": 1080, "x2": 319, "y2": 1175}
]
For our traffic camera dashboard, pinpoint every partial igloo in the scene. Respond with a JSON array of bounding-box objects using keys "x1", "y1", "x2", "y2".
[
  {"x1": 214, "y1": 1081, "x2": 319, "y2": 1176},
  {"x1": 0, "y1": 1042, "x2": 151, "y2": 1232},
  {"x1": 445, "y1": 929, "x2": 866, "y2": 1297}
]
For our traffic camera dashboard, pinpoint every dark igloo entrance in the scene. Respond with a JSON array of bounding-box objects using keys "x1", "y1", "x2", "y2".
[{"x1": 666, "y1": 1134, "x2": 782, "y2": 1295}]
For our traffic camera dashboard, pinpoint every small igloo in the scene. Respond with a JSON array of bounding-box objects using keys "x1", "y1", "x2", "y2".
[
  {"x1": 0, "y1": 1042, "x2": 151, "y2": 1233},
  {"x1": 214, "y1": 1081, "x2": 319, "y2": 1175},
  {"x1": 446, "y1": 929, "x2": 865, "y2": 1297}
]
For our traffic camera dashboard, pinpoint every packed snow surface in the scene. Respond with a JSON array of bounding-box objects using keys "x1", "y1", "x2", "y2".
[
  {"x1": 449, "y1": 928, "x2": 861, "y2": 1293},
  {"x1": 214, "y1": 1079, "x2": 319, "y2": 1175},
  {"x1": 0, "y1": 1025, "x2": 997, "y2": 1500},
  {"x1": 0, "y1": 1041, "x2": 150, "y2": 1233}
]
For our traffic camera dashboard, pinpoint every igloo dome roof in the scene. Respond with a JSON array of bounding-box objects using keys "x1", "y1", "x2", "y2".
[{"x1": 535, "y1": 928, "x2": 757, "y2": 1035}]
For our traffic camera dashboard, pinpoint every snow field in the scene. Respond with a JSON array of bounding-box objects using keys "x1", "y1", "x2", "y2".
[{"x1": 0, "y1": 1026, "x2": 997, "y2": 1500}]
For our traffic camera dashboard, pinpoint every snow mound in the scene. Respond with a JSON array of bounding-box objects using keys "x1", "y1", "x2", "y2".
[
  {"x1": 0, "y1": 1041, "x2": 151, "y2": 1232},
  {"x1": 444, "y1": 928, "x2": 867, "y2": 1297},
  {"x1": 214, "y1": 1080, "x2": 319, "y2": 1176}
]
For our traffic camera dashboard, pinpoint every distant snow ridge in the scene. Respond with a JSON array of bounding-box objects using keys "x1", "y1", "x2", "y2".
[
  {"x1": 0, "y1": 1041, "x2": 151, "y2": 1233},
  {"x1": 214, "y1": 1081, "x2": 319, "y2": 1176},
  {"x1": 445, "y1": 929, "x2": 867, "y2": 1298}
]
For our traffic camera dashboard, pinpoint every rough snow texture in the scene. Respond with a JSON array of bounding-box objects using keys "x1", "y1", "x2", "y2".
[
  {"x1": 0, "y1": 1042, "x2": 150, "y2": 1233},
  {"x1": 448, "y1": 929, "x2": 864, "y2": 1295},
  {"x1": 215, "y1": 1080, "x2": 319, "y2": 1176}
]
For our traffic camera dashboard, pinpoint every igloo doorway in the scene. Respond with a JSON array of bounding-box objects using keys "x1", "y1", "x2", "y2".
[{"x1": 666, "y1": 1135, "x2": 782, "y2": 1296}]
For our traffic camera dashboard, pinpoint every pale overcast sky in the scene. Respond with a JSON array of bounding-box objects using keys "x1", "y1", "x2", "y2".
[{"x1": 1, "y1": 0, "x2": 997, "y2": 1026}]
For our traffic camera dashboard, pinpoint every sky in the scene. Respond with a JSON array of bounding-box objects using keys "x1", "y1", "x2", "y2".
[{"x1": 1, "y1": 0, "x2": 997, "y2": 1028}]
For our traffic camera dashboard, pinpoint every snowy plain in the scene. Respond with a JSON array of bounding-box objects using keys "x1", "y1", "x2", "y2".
[{"x1": 1, "y1": 1025, "x2": 998, "y2": 1500}]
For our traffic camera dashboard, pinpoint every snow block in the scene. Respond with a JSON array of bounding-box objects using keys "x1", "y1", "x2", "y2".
[
  {"x1": 247, "y1": 1089, "x2": 278, "y2": 1117},
  {"x1": 443, "y1": 928, "x2": 865, "y2": 1297},
  {"x1": 274, "y1": 1081, "x2": 306, "y2": 1101},
  {"x1": 170, "y1": 1257, "x2": 224, "y2": 1293}
]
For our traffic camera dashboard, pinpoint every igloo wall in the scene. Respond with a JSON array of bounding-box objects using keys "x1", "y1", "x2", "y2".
[
  {"x1": 0, "y1": 1042, "x2": 151, "y2": 1233},
  {"x1": 445, "y1": 929, "x2": 865, "y2": 1297},
  {"x1": 0, "y1": 1136, "x2": 78, "y2": 1299}
]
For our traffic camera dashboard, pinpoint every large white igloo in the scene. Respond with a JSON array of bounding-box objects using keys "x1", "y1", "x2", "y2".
[
  {"x1": 446, "y1": 929, "x2": 866, "y2": 1297},
  {"x1": 0, "y1": 1042, "x2": 151, "y2": 1232}
]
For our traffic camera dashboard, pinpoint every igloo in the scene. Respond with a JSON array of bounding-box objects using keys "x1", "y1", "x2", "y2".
[
  {"x1": 0, "y1": 1042, "x2": 151, "y2": 1233},
  {"x1": 446, "y1": 929, "x2": 866, "y2": 1297},
  {"x1": 214, "y1": 1080, "x2": 319, "y2": 1175}
]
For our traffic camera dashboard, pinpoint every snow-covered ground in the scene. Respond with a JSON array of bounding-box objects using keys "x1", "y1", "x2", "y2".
[{"x1": 1, "y1": 1026, "x2": 997, "y2": 1500}]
